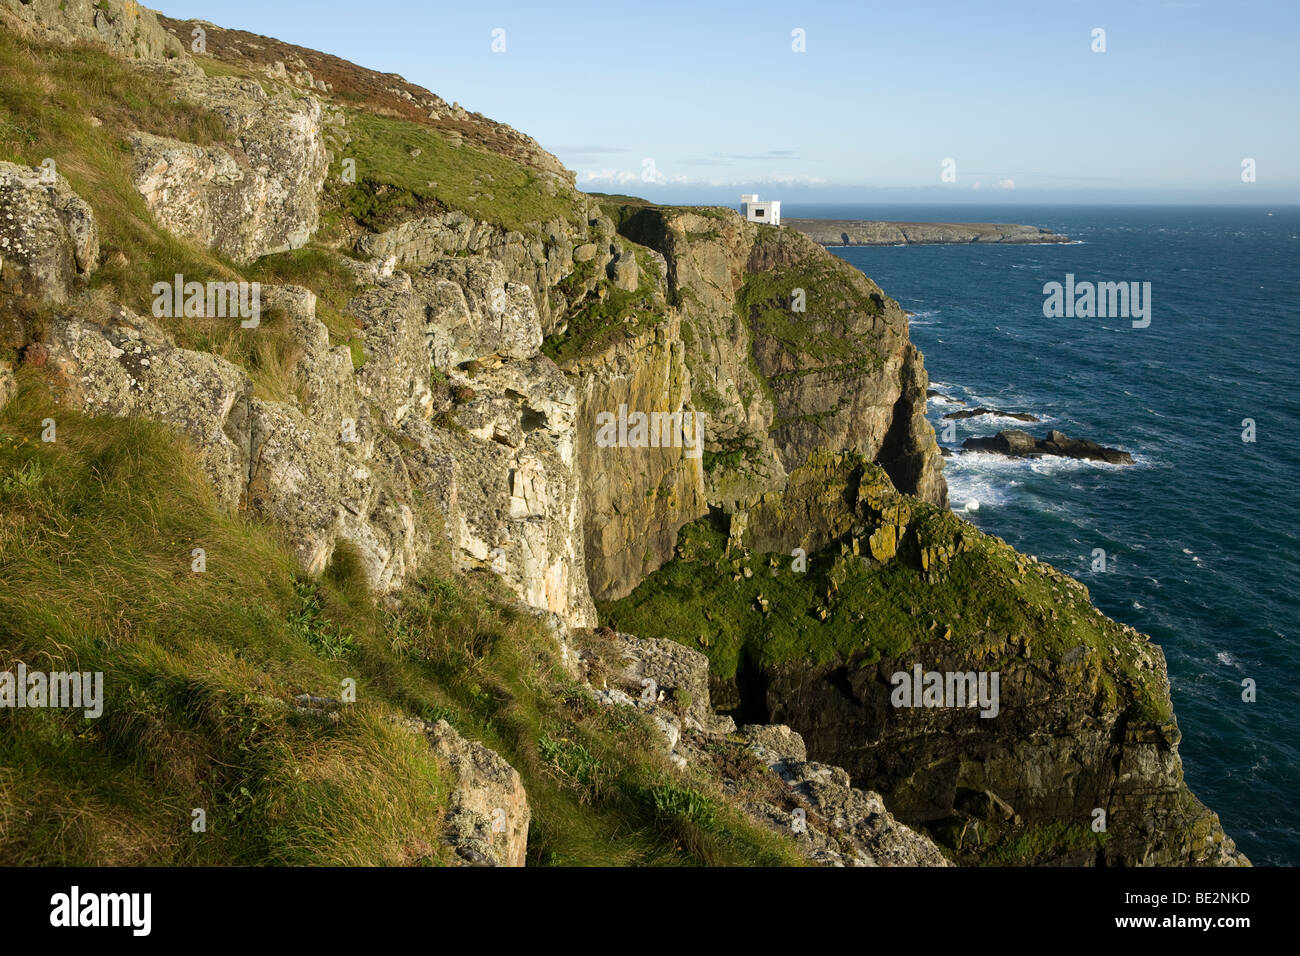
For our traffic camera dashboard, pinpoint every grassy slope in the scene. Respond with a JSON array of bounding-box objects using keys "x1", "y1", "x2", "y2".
[
  {"x1": 0, "y1": 31, "x2": 373, "y2": 399},
  {"x1": 0, "y1": 373, "x2": 801, "y2": 865},
  {"x1": 331, "y1": 108, "x2": 582, "y2": 237}
]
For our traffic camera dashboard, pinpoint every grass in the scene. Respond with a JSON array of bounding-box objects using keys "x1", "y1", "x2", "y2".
[
  {"x1": 244, "y1": 245, "x2": 368, "y2": 367},
  {"x1": 330, "y1": 109, "x2": 583, "y2": 236},
  {"x1": 0, "y1": 31, "x2": 383, "y2": 401},
  {"x1": 0, "y1": 372, "x2": 805, "y2": 866},
  {"x1": 0, "y1": 29, "x2": 236, "y2": 319}
]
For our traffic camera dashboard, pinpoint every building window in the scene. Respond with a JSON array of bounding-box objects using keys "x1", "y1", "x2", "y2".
[{"x1": 753, "y1": 207, "x2": 766, "y2": 217}]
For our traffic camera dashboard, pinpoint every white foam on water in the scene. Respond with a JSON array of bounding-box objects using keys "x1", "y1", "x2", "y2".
[
  {"x1": 945, "y1": 412, "x2": 1055, "y2": 429},
  {"x1": 927, "y1": 394, "x2": 964, "y2": 407},
  {"x1": 941, "y1": 452, "x2": 1031, "y2": 509},
  {"x1": 1217, "y1": 651, "x2": 1239, "y2": 667}
]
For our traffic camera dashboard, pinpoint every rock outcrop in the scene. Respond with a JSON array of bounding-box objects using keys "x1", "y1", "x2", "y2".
[
  {"x1": 963, "y1": 428, "x2": 1135, "y2": 464},
  {"x1": 389, "y1": 715, "x2": 530, "y2": 867},
  {"x1": 943, "y1": 406, "x2": 1040, "y2": 423},
  {"x1": 567, "y1": 627, "x2": 948, "y2": 866},
  {"x1": 0, "y1": 0, "x2": 186, "y2": 61},
  {"x1": 0, "y1": 161, "x2": 99, "y2": 304},
  {"x1": 129, "y1": 74, "x2": 328, "y2": 263},
  {"x1": 602, "y1": 452, "x2": 1247, "y2": 866}
]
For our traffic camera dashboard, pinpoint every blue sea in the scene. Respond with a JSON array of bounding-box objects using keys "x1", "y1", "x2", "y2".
[{"x1": 801, "y1": 203, "x2": 1300, "y2": 866}]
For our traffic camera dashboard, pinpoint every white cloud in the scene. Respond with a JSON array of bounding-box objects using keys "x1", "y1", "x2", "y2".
[
  {"x1": 578, "y1": 168, "x2": 692, "y2": 186},
  {"x1": 577, "y1": 169, "x2": 827, "y2": 188},
  {"x1": 996, "y1": 178, "x2": 1016, "y2": 189}
]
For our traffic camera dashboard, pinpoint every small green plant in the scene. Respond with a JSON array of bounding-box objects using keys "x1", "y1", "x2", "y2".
[
  {"x1": 288, "y1": 575, "x2": 356, "y2": 660},
  {"x1": 642, "y1": 782, "x2": 718, "y2": 832},
  {"x1": 0, "y1": 458, "x2": 44, "y2": 497}
]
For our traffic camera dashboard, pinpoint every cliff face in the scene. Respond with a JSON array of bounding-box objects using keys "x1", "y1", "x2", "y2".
[
  {"x1": 602, "y1": 454, "x2": 1246, "y2": 866},
  {"x1": 0, "y1": 1, "x2": 1241, "y2": 867}
]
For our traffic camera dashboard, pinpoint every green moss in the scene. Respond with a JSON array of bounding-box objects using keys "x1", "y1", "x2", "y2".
[
  {"x1": 735, "y1": 257, "x2": 886, "y2": 371},
  {"x1": 601, "y1": 463, "x2": 1172, "y2": 727},
  {"x1": 542, "y1": 253, "x2": 666, "y2": 365},
  {"x1": 978, "y1": 821, "x2": 1110, "y2": 866}
]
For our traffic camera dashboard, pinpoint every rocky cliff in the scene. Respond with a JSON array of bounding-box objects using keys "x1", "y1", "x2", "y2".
[{"x1": 0, "y1": 0, "x2": 1240, "y2": 867}]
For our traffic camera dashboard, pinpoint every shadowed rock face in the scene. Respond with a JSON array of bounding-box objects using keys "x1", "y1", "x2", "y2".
[
  {"x1": 764, "y1": 645, "x2": 1242, "y2": 866},
  {"x1": 963, "y1": 428, "x2": 1135, "y2": 464}
]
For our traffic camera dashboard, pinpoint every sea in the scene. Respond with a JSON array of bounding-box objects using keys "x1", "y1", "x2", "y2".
[{"x1": 794, "y1": 203, "x2": 1299, "y2": 866}]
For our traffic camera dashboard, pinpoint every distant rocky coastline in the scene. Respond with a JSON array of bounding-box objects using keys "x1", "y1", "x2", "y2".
[{"x1": 788, "y1": 219, "x2": 1071, "y2": 247}]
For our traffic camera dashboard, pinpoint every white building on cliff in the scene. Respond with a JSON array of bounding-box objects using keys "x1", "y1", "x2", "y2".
[{"x1": 740, "y1": 194, "x2": 780, "y2": 226}]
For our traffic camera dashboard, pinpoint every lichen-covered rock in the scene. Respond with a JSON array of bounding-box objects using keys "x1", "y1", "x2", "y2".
[
  {"x1": 129, "y1": 74, "x2": 327, "y2": 263},
  {"x1": 355, "y1": 210, "x2": 584, "y2": 334},
  {"x1": 401, "y1": 360, "x2": 597, "y2": 627},
  {"x1": 607, "y1": 246, "x2": 638, "y2": 291},
  {"x1": 569, "y1": 628, "x2": 944, "y2": 865},
  {"x1": 0, "y1": 161, "x2": 99, "y2": 304},
  {"x1": 45, "y1": 311, "x2": 252, "y2": 509},
  {"x1": 41, "y1": 294, "x2": 425, "y2": 594},
  {"x1": 0, "y1": 0, "x2": 186, "y2": 61},
  {"x1": 741, "y1": 724, "x2": 951, "y2": 867},
  {"x1": 397, "y1": 718, "x2": 530, "y2": 867},
  {"x1": 0, "y1": 359, "x2": 16, "y2": 414}
]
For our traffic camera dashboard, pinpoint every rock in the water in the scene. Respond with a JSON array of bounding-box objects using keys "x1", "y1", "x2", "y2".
[
  {"x1": 962, "y1": 428, "x2": 1133, "y2": 464},
  {"x1": 943, "y1": 406, "x2": 1040, "y2": 423}
]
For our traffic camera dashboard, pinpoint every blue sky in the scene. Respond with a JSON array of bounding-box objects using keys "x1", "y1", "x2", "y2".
[{"x1": 160, "y1": 0, "x2": 1298, "y2": 204}]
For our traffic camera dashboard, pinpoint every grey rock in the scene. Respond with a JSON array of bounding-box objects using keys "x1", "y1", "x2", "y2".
[{"x1": 0, "y1": 161, "x2": 99, "y2": 304}]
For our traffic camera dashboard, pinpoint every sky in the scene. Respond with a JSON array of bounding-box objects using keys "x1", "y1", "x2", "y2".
[{"x1": 159, "y1": 0, "x2": 1299, "y2": 204}]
